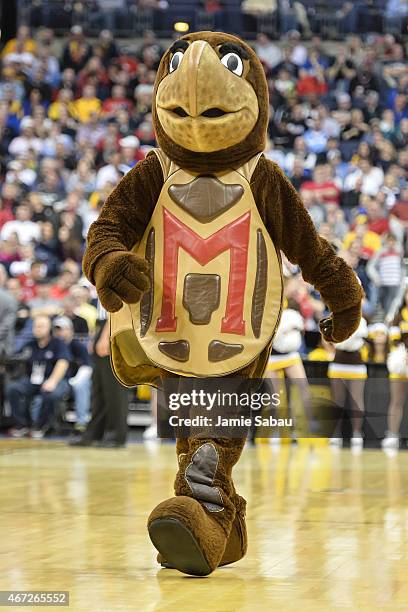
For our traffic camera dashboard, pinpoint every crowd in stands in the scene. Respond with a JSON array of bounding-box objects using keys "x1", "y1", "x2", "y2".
[
  {"x1": 0, "y1": 20, "x2": 407, "y2": 436},
  {"x1": 26, "y1": 0, "x2": 408, "y2": 39}
]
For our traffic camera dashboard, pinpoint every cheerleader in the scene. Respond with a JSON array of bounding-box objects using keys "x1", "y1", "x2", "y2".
[
  {"x1": 266, "y1": 305, "x2": 313, "y2": 438},
  {"x1": 382, "y1": 324, "x2": 408, "y2": 451},
  {"x1": 366, "y1": 323, "x2": 389, "y2": 364},
  {"x1": 328, "y1": 318, "x2": 369, "y2": 450}
]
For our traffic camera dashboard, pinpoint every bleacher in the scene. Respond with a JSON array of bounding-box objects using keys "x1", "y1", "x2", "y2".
[{"x1": 21, "y1": 0, "x2": 407, "y2": 39}]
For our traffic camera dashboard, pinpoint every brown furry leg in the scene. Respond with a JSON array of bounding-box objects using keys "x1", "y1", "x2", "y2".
[
  {"x1": 148, "y1": 436, "x2": 246, "y2": 575},
  {"x1": 148, "y1": 375, "x2": 247, "y2": 575},
  {"x1": 157, "y1": 438, "x2": 247, "y2": 569}
]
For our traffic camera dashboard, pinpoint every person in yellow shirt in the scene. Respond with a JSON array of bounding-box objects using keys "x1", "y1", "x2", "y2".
[
  {"x1": 1, "y1": 26, "x2": 36, "y2": 58},
  {"x1": 48, "y1": 89, "x2": 76, "y2": 121},
  {"x1": 73, "y1": 85, "x2": 101, "y2": 123},
  {"x1": 343, "y1": 218, "x2": 382, "y2": 258}
]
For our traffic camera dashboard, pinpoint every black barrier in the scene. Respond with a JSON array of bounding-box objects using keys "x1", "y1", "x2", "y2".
[
  {"x1": 153, "y1": 363, "x2": 408, "y2": 443},
  {"x1": 2, "y1": 359, "x2": 407, "y2": 443}
]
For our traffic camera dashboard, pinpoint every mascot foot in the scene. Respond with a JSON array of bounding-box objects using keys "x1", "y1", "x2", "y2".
[
  {"x1": 156, "y1": 494, "x2": 247, "y2": 569},
  {"x1": 148, "y1": 496, "x2": 228, "y2": 576}
]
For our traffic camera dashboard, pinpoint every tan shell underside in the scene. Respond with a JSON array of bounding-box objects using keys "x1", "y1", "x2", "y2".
[{"x1": 110, "y1": 151, "x2": 283, "y2": 380}]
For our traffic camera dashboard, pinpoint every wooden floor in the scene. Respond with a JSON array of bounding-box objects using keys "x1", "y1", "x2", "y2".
[{"x1": 1, "y1": 439, "x2": 408, "y2": 611}]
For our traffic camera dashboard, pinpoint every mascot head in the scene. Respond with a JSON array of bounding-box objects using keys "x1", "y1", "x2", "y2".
[{"x1": 152, "y1": 32, "x2": 269, "y2": 173}]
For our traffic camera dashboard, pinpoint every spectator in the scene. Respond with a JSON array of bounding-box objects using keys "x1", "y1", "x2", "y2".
[
  {"x1": 344, "y1": 219, "x2": 382, "y2": 258},
  {"x1": 49, "y1": 270, "x2": 76, "y2": 302},
  {"x1": 367, "y1": 233, "x2": 404, "y2": 315},
  {"x1": 303, "y1": 119, "x2": 329, "y2": 154},
  {"x1": 61, "y1": 26, "x2": 92, "y2": 73},
  {"x1": 69, "y1": 284, "x2": 98, "y2": 333},
  {"x1": 60, "y1": 295, "x2": 89, "y2": 335},
  {"x1": 90, "y1": 0, "x2": 128, "y2": 32},
  {"x1": 8, "y1": 116, "x2": 42, "y2": 157},
  {"x1": 301, "y1": 164, "x2": 341, "y2": 207},
  {"x1": 102, "y1": 85, "x2": 132, "y2": 118},
  {"x1": 6, "y1": 314, "x2": 70, "y2": 438},
  {"x1": 28, "y1": 279, "x2": 59, "y2": 317},
  {"x1": 1, "y1": 26, "x2": 36, "y2": 59},
  {"x1": 73, "y1": 85, "x2": 102, "y2": 124},
  {"x1": 53, "y1": 316, "x2": 91, "y2": 432},
  {"x1": 0, "y1": 265, "x2": 17, "y2": 357},
  {"x1": 254, "y1": 33, "x2": 282, "y2": 71},
  {"x1": 0, "y1": 203, "x2": 41, "y2": 245},
  {"x1": 344, "y1": 159, "x2": 385, "y2": 197}
]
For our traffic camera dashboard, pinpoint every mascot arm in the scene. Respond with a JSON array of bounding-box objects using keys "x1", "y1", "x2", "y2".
[
  {"x1": 251, "y1": 157, "x2": 364, "y2": 343},
  {"x1": 83, "y1": 153, "x2": 164, "y2": 312}
]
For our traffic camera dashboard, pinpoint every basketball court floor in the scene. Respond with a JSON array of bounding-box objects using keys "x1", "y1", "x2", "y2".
[{"x1": 1, "y1": 439, "x2": 407, "y2": 611}]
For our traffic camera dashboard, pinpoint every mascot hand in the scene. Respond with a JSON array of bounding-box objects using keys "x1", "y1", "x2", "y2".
[
  {"x1": 94, "y1": 251, "x2": 151, "y2": 313},
  {"x1": 319, "y1": 304, "x2": 361, "y2": 343}
]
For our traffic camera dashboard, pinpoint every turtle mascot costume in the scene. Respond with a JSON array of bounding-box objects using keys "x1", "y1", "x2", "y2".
[{"x1": 83, "y1": 32, "x2": 363, "y2": 576}]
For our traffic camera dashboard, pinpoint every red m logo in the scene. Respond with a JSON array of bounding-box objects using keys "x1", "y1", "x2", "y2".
[{"x1": 156, "y1": 208, "x2": 251, "y2": 335}]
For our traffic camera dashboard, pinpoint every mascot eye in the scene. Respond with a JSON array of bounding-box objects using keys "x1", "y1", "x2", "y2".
[
  {"x1": 169, "y1": 51, "x2": 184, "y2": 73},
  {"x1": 220, "y1": 52, "x2": 243, "y2": 76}
]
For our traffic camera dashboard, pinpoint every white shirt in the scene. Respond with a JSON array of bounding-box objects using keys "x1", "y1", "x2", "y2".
[
  {"x1": 96, "y1": 164, "x2": 121, "y2": 190},
  {"x1": 344, "y1": 167, "x2": 384, "y2": 196},
  {"x1": 255, "y1": 42, "x2": 283, "y2": 70},
  {"x1": 8, "y1": 136, "x2": 43, "y2": 157},
  {"x1": 0, "y1": 220, "x2": 41, "y2": 245},
  {"x1": 291, "y1": 44, "x2": 308, "y2": 67}
]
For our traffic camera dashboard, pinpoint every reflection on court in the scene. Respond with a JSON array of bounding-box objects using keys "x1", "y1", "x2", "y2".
[{"x1": 0, "y1": 439, "x2": 407, "y2": 610}]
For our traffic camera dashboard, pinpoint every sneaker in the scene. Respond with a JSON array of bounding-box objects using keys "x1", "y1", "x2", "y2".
[
  {"x1": 9, "y1": 427, "x2": 30, "y2": 438},
  {"x1": 74, "y1": 423, "x2": 87, "y2": 434},
  {"x1": 381, "y1": 434, "x2": 399, "y2": 451},
  {"x1": 30, "y1": 429, "x2": 46, "y2": 440},
  {"x1": 350, "y1": 435, "x2": 364, "y2": 452},
  {"x1": 143, "y1": 423, "x2": 158, "y2": 440},
  {"x1": 329, "y1": 437, "x2": 343, "y2": 448}
]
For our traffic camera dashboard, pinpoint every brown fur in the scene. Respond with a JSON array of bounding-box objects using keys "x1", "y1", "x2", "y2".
[
  {"x1": 82, "y1": 153, "x2": 163, "y2": 288},
  {"x1": 174, "y1": 437, "x2": 246, "y2": 533},
  {"x1": 157, "y1": 498, "x2": 247, "y2": 568},
  {"x1": 250, "y1": 157, "x2": 364, "y2": 342},
  {"x1": 157, "y1": 436, "x2": 247, "y2": 568}
]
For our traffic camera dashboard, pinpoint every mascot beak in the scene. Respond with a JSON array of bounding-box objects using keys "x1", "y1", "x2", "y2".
[{"x1": 184, "y1": 40, "x2": 208, "y2": 117}]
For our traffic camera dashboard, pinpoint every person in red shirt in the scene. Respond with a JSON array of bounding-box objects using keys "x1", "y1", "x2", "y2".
[
  {"x1": 365, "y1": 198, "x2": 390, "y2": 235},
  {"x1": 76, "y1": 56, "x2": 109, "y2": 95},
  {"x1": 49, "y1": 269, "x2": 75, "y2": 301},
  {"x1": 101, "y1": 85, "x2": 133, "y2": 118},
  {"x1": 19, "y1": 261, "x2": 46, "y2": 302},
  {"x1": 0, "y1": 197, "x2": 14, "y2": 229},
  {"x1": 391, "y1": 187, "x2": 408, "y2": 225},
  {"x1": 301, "y1": 164, "x2": 340, "y2": 206},
  {"x1": 296, "y1": 67, "x2": 328, "y2": 98}
]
